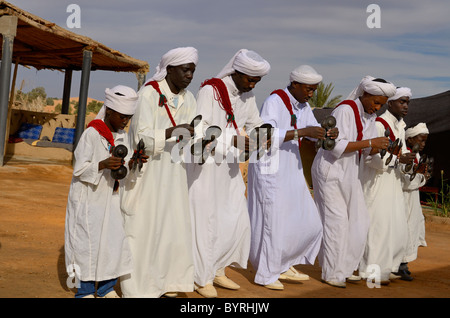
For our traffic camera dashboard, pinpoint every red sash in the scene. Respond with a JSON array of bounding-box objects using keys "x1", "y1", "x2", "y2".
[
  {"x1": 200, "y1": 78, "x2": 240, "y2": 135},
  {"x1": 87, "y1": 119, "x2": 115, "y2": 150},
  {"x1": 375, "y1": 117, "x2": 396, "y2": 141},
  {"x1": 336, "y1": 99, "x2": 364, "y2": 157},
  {"x1": 145, "y1": 81, "x2": 176, "y2": 127},
  {"x1": 336, "y1": 100, "x2": 363, "y2": 142},
  {"x1": 270, "y1": 89, "x2": 301, "y2": 149}
]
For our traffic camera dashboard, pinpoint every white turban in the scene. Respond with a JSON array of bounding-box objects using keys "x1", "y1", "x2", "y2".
[
  {"x1": 146, "y1": 47, "x2": 198, "y2": 83},
  {"x1": 290, "y1": 65, "x2": 323, "y2": 84},
  {"x1": 95, "y1": 85, "x2": 138, "y2": 119},
  {"x1": 347, "y1": 75, "x2": 397, "y2": 100},
  {"x1": 405, "y1": 123, "x2": 429, "y2": 139},
  {"x1": 388, "y1": 87, "x2": 412, "y2": 101},
  {"x1": 216, "y1": 49, "x2": 271, "y2": 79}
]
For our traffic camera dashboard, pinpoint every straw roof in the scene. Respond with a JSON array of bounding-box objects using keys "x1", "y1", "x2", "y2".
[{"x1": 0, "y1": 1, "x2": 149, "y2": 74}]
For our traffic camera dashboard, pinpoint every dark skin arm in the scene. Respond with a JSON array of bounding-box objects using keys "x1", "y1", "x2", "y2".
[
  {"x1": 235, "y1": 126, "x2": 339, "y2": 151},
  {"x1": 232, "y1": 135, "x2": 256, "y2": 152},
  {"x1": 127, "y1": 154, "x2": 150, "y2": 170},
  {"x1": 283, "y1": 126, "x2": 338, "y2": 142},
  {"x1": 99, "y1": 154, "x2": 150, "y2": 171},
  {"x1": 399, "y1": 152, "x2": 416, "y2": 165},
  {"x1": 165, "y1": 124, "x2": 195, "y2": 140},
  {"x1": 98, "y1": 156, "x2": 123, "y2": 171},
  {"x1": 345, "y1": 137, "x2": 389, "y2": 155}
]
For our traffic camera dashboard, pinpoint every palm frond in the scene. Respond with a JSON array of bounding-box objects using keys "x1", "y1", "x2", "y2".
[{"x1": 310, "y1": 82, "x2": 342, "y2": 108}]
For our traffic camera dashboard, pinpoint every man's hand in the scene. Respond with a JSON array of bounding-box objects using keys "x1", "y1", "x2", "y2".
[
  {"x1": 99, "y1": 156, "x2": 124, "y2": 171},
  {"x1": 128, "y1": 154, "x2": 149, "y2": 170},
  {"x1": 399, "y1": 152, "x2": 416, "y2": 165},
  {"x1": 327, "y1": 127, "x2": 339, "y2": 139},
  {"x1": 300, "y1": 126, "x2": 326, "y2": 140},
  {"x1": 370, "y1": 136, "x2": 390, "y2": 150},
  {"x1": 166, "y1": 123, "x2": 194, "y2": 140},
  {"x1": 233, "y1": 135, "x2": 255, "y2": 151}
]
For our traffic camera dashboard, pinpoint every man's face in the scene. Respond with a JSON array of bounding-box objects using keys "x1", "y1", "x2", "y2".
[
  {"x1": 408, "y1": 134, "x2": 428, "y2": 152},
  {"x1": 290, "y1": 82, "x2": 318, "y2": 103},
  {"x1": 360, "y1": 92, "x2": 388, "y2": 114},
  {"x1": 232, "y1": 71, "x2": 261, "y2": 93},
  {"x1": 106, "y1": 108, "x2": 133, "y2": 132},
  {"x1": 166, "y1": 63, "x2": 196, "y2": 93},
  {"x1": 388, "y1": 96, "x2": 410, "y2": 119}
]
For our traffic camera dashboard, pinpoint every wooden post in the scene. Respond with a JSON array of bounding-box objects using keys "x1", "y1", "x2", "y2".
[
  {"x1": 0, "y1": 15, "x2": 18, "y2": 166},
  {"x1": 137, "y1": 72, "x2": 146, "y2": 91},
  {"x1": 4, "y1": 58, "x2": 20, "y2": 159},
  {"x1": 61, "y1": 69, "x2": 73, "y2": 114},
  {"x1": 73, "y1": 49, "x2": 92, "y2": 150}
]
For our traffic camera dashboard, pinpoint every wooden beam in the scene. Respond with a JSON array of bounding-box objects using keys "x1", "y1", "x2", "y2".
[
  {"x1": 0, "y1": 15, "x2": 17, "y2": 166},
  {"x1": 11, "y1": 41, "x2": 85, "y2": 56},
  {"x1": 74, "y1": 49, "x2": 92, "y2": 150},
  {"x1": 61, "y1": 69, "x2": 72, "y2": 114}
]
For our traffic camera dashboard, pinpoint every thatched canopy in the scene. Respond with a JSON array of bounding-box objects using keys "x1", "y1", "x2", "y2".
[
  {"x1": 0, "y1": 0, "x2": 149, "y2": 74},
  {"x1": 0, "y1": 1, "x2": 150, "y2": 166}
]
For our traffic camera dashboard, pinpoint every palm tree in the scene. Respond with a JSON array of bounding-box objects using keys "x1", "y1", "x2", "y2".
[{"x1": 309, "y1": 82, "x2": 342, "y2": 108}]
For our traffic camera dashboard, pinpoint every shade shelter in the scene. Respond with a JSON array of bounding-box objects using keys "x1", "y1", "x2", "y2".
[{"x1": 0, "y1": 1, "x2": 149, "y2": 165}]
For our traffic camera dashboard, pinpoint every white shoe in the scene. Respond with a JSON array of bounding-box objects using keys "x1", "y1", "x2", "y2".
[
  {"x1": 279, "y1": 266, "x2": 309, "y2": 281},
  {"x1": 99, "y1": 290, "x2": 120, "y2": 298},
  {"x1": 163, "y1": 292, "x2": 178, "y2": 298},
  {"x1": 213, "y1": 276, "x2": 240, "y2": 290},
  {"x1": 264, "y1": 280, "x2": 284, "y2": 290},
  {"x1": 81, "y1": 294, "x2": 95, "y2": 298},
  {"x1": 389, "y1": 273, "x2": 401, "y2": 280},
  {"x1": 195, "y1": 284, "x2": 217, "y2": 298},
  {"x1": 322, "y1": 280, "x2": 346, "y2": 288},
  {"x1": 347, "y1": 274, "x2": 362, "y2": 282}
]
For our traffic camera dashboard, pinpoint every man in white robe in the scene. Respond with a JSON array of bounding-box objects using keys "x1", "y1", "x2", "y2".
[
  {"x1": 120, "y1": 47, "x2": 199, "y2": 298},
  {"x1": 65, "y1": 85, "x2": 138, "y2": 298},
  {"x1": 247, "y1": 65, "x2": 336, "y2": 290},
  {"x1": 399, "y1": 122, "x2": 429, "y2": 279},
  {"x1": 359, "y1": 86, "x2": 416, "y2": 284},
  {"x1": 311, "y1": 76, "x2": 396, "y2": 288},
  {"x1": 187, "y1": 49, "x2": 270, "y2": 298}
]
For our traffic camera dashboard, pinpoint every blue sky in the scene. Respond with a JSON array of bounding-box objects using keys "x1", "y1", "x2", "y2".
[{"x1": 9, "y1": 0, "x2": 450, "y2": 106}]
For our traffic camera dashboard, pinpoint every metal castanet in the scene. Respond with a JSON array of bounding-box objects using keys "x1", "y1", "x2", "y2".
[
  {"x1": 380, "y1": 128, "x2": 390, "y2": 159},
  {"x1": 404, "y1": 143, "x2": 420, "y2": 172},
  {"x1": 131, "y1": 139, "x2": 146, "y2": 172},
  {"x1": 316, "y1": 116, "x2": 336, "y2": 151},
  {"x1": 393, "y1": 139, "x2": 403, "y2": 169},
  {"x1": 110, "y1": 144, "x2": 128, "y2": 180},
  {"x1": 255, "y1": 123, "x2": 273, "y2": 160},
  {"x1": 385, "y1": 138, "x2": 401, "y2": 166},
  {"x1": 174, "y1": 114, "x2": 202, "y2": 146},
  {"x1": 190, "y1": 114, "x2": 202, "y2": 129},
  {"x1": 175, "y1": 114, "x2": 203, "y2": 157},
  {"x1": 240, "y1": 123, "x2": 273, "y2": 162},
  {"x1": 410, "y1": 153, "x2": 430, "y2": 181},
  {"x1": 191, "y1": 125, "x2": 222, "y2": 165}
]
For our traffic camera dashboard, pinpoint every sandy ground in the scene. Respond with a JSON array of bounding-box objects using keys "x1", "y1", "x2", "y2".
[{"x1": 0, "y1": 159, "x2": 449, "y2": 300}]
